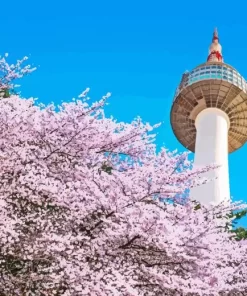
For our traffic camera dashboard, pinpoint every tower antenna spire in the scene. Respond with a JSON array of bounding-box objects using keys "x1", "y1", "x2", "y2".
[
  {"x1": 213, "y1": 27, "x2": 218, "y2": 40},
  {"x1": 207, "y1": 27, "x2": 223, "y2": 62}
]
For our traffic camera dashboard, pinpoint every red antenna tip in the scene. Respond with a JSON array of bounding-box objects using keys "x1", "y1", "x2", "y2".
[{"x1": 207, "y1": 28, "x2": 223, "y2": 63}]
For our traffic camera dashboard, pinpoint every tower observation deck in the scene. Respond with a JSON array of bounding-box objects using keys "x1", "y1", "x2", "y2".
[{"x1": 170, "y1": 28, "x2": 247, "y2": 205}]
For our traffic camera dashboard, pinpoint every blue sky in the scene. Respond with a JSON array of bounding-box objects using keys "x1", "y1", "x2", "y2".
[{"x1": 2, "y1": 0, "x2": 247, "y2": 224}]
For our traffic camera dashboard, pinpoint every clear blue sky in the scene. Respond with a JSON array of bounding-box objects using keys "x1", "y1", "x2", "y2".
[{"x1": 2, "y1": 0, "x2": 247, "y2": 224}]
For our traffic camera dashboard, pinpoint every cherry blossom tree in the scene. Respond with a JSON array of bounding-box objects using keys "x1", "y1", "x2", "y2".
[
  {"x1": 0, "y1": 55, "x2": 246, "y2": 296},
  {"x1": 0, "y1": 53, "x2": 36, "y2": 97}
]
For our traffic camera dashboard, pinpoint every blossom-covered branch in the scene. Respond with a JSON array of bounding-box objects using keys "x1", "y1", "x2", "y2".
[{"x1": 0, "y1": 54, "x2": 36, "y2": 96}]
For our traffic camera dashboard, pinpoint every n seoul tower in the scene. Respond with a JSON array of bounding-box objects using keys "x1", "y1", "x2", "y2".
[{"x1": 171, "y1": 28, "x2": 247, "y2": 205}]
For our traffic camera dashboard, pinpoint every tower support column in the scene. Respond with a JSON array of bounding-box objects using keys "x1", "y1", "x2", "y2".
[{"x1": 190, "y1": 108, "x2": 230, "y2": 205}]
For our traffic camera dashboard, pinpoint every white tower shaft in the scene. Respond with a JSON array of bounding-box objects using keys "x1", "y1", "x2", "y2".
[{"x1": 190, "y1": 108, "x2": 230, "y2": 205}]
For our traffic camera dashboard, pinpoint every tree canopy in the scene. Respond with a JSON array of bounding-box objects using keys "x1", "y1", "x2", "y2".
[{"x1": 0, "y1": 55, "x2": 246, "y2": 295}]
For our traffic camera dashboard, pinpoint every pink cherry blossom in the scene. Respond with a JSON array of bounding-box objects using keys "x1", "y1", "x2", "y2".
[{"x1": 0, "y1": 55, "x2": 246, "y2": 296}]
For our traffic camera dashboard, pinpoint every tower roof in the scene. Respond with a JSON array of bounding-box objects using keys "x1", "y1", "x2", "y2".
[{"x1": 207, "y1": 28, "x2": 223, "y2": 63}]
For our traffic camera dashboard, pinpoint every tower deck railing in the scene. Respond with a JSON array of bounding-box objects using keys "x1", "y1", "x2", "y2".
[{"x1": 174, "y1": 63, "x2": 247, "y2": 101}]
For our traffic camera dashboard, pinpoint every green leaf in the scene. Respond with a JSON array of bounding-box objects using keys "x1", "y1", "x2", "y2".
[
  {"x1": 101, "y1": 163, "x2": 113, "y2": 175},
  {"x1": 3, "y1": 89, "x2": 10, "y2": 98}
]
